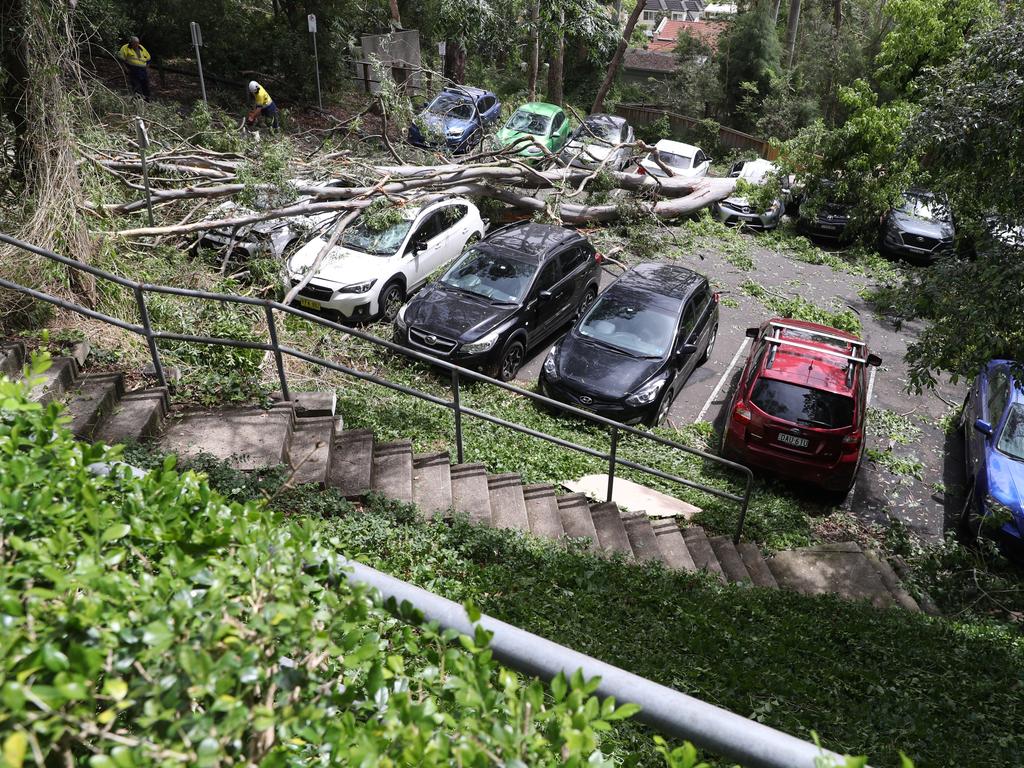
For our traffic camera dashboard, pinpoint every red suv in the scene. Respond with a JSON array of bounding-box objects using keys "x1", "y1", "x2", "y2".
[{"x1": 721, "y1": 319, "x2": 882, "y2": 499}]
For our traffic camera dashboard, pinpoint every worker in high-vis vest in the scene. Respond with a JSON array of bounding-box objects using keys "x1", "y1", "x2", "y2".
[
  {"x1": 118, "y1": 36, "x2": 151, "y2": 100},
  {"x1": 247, "y1": 81, "x2": 279, "y2": 132}
]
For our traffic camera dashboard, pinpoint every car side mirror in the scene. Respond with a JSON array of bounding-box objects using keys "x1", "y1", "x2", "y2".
[
  {"x1": 678, "y1": 343, "x2": 698, "y2": 357},
  {"x1": 866, "y1": 353, "x2": 882, "y2": 367},
  {"x1": 975, "y1": 418, "x2": 994, "y2": 437},
  {"x1": 538, "y1": 289, "x2": 553, "y2": 301},
  {"x1": 745, "y1": 327, "x2": 759, "y2": 338}
]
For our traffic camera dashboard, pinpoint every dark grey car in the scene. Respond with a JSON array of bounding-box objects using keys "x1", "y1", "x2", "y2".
[{"x1": 878, "y1": 189, "x2": 955, "y2": 264}]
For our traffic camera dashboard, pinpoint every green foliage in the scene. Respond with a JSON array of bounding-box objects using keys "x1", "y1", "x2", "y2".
[
  {"x1": 865, "y1": 447, "x2": 925, "y2": 480},
  {"x1": 236, "y1": 141, "x2": 297, "y2": 210},
  {"x1": 636, "y1": 115, "x2": 671, "y2": 145},
  {"x1": 361, "y1": 197, "x2": 406, "y2": 232},
  {"x1": 867, "y1": 408, "x2": 923, "y2": 447},
  {"x1": 761, "y1": 224, "x2": 905, "y2": 284},
  {"x1": 741, "y1": 281, "x2": 862, "y2": 334},
  {"x1": 675, "y1": 211, "x2": 753, "y2": 270},
  {"x1": 0, "y1": 359, "x2": 648, "y2": 767},
  {"x1": 718, "y1": 7, "x2": 782, "y2": 126},
  {"x1": 187, "y1": 101, "x2": 245, "y2": 154}
]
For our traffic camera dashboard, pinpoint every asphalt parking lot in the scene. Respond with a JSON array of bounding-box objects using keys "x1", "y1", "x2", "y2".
[{"x1": 515, "y1": 227, "x2": 965, "y2": 542}]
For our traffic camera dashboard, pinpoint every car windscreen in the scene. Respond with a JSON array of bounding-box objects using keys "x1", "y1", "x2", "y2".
[
  {"x1": 340, "y1": 216, "x2": 414, "y2": 256},
  {"x1": 577, "y1": 292, "x2": 679, "y2": 358},
  {"x1": 506, "y1": 110, "x2": 551, "y2": 135},
  {"x1": 998, "y1": 403, "x2": 1024, "y2": 461},
  {"x1": 658, "y1": 151, "x2": 693, "y2": 169},
  {"x1": 750, "y1": 378, "x2": 855, "y2": 429},
  {"x1": 427, "y1": 93, "x2": 474, "y2": 120},
  {"x1": 573, "y1": 121, "x2": 619, "y2": 143},
  {"x1": 441, "y1": 247, "x2": 537, "y2": 303},
  {"x1": 899, "y1": 192, "x2": 948, "y2": 222}
]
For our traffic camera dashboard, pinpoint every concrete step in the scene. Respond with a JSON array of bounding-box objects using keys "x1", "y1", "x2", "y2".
[
  {"x1": 487, "y1": 474, "x2": 530, "y2": 531},
  {"x1": 288, "y1": 416, "x2": 335, "y2": 487},
  {"x1": 159, "y1": 404, "x2": 292, "y2": 470},
  {"x1": 413, "y1": 452, "x2": 454, "y2": 518},
  {"x1": 372, "y1": 440, "x2": 414, "y2": 504},
  {"x1": 736, "y1": 542, "x2": 778, "y2": 589},
  {"x1": 0, "y1": 341, "x2": 26, "y2": 378},
  {"x1": 30, "y1": 356, "x2": 78, "y2": 404},
  {"x1": 650, "y1": 518, "x2": 697, "y2": 572},
  {"x1": 863, "y1": 549, "x2": 920, "y2": 612},
  {"x1": 65, "y1": 373, "x2": 125, "y2": 440},
  {"x1": 709, "y1": 536, "x2": 752, "y2": 584},
  {"x1": 682, "y1": 527, "x2": 726, "y2": 583},
  {"x1": 622, "y1": 512, "x2": 664, "y2": 564},
  {"x1": 589, "y1": 502, "x2": 634, "y2": 559},
  {"x1": 450, "y1": 463, "x2": 492, "y2": 526},
  {"x1": 95, "y1": 387, "x2": 168, "y2": 445},
  {"x1": 555, "y1": 493, "x2": 600, "y2": 548},
  {"x1": 766, "y1": 542, "x2": 904, "y2": 609},
  {"x1": 329, "y1": 429, "x2": 374, "y2": 498},
  {"x1": 522, "y1": 484, "x2": 565, "y2": 540}
]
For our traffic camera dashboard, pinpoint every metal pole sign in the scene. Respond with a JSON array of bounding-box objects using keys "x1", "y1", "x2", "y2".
[
  {"x1": 135, "y1": 118, "x2": 155, "y2": 227},
  {"x1": 190, "y1": 21, "x2": 207, "y2": 105},
  {"x1": 308, "y1": 14, "x2": 323, "y2": 111}
]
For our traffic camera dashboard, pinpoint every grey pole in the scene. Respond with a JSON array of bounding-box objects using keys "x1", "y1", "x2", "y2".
[
  {"x1": 135, "y1": 118, "x2": 154, "y2": 227},
  {"x1": 308, "y1": 14, "x2": 323, "y2": 111},
  {"x1": 342, "y1": 558, "x2": 859, "y2": 768},
  {"x1": 191, "y1": 22, "x2": 207, "y2": 104}
]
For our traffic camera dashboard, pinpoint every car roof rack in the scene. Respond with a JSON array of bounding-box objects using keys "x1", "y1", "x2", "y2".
[
  {"x1": 768, "y1": 321, "x2": 865, "y2": 349},
  {"x1": 765, "y1": 336, "x2": 869, "y2": 365}
]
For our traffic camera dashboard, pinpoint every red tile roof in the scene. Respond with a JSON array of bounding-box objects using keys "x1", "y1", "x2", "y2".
[{"x1": 648, "y1": 20, "x2": 725, "y2": 53}]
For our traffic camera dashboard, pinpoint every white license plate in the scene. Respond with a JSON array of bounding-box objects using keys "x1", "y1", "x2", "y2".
[
  {"x1": 820, "y1": 224, "x2": 839, "y2": 231},
  {"x1": 299, "y1": 298, "x2": 320, "y2": 310},
  {"x1": 777, "y1": 433, "x2": 809, "y2": 448}
]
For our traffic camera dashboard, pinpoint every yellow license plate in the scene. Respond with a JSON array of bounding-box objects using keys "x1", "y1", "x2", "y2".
[{"x1": 299, "y1": 298, "x2": 320, "y2": 310}]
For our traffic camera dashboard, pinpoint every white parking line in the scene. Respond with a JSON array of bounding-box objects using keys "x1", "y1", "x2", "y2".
[
  {"x1": 865, "y1": 364, "x2": 878, "y2": 406},
  {"x1": 695, "y1": 337, "x2": 750, "y2": 423}
]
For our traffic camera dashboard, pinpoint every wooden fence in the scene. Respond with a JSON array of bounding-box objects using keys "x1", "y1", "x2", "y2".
[{"x1": 614, "y1": 103, "x2": 778, "y2": 160}]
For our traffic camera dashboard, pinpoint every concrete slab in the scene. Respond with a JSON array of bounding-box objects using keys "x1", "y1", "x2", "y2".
[
  {"x1": 160, "y1": 407, "x2": 292, "y2": 470},
  {"x1": 562, "y1": 474, "x2": 701, "y2": 518},
  {"x1": 767, "y1": 544, "x2": 898, "y2": 609}
]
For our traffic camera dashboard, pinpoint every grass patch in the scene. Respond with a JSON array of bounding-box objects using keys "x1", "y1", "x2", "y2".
[{"x1": 740, "y1": 281, "x2": 862, "y2": 334}]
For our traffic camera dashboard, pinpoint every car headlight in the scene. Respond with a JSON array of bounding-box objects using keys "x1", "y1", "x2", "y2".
[
  {"x1": 340, "y1": 279, "x2": 377, "y2": 294},
  {"x1": 461, "y1": 329, "x2": 501, "y2": 355},
  {"x1": 394, "y1": 303, "x2": 409, "y2": 330},
  {"x1": 446, "y1": 127, "x2": 465, "y2": 138},
  {"x1": 984, "y1": 494, "x2": 1017, "y2": 525},
  {"x1": 625, "y1": 376, "x2": 667, "y2": 406},
  {"x1": 542, "y1": 348, "x2": 560, "y2": 381}
]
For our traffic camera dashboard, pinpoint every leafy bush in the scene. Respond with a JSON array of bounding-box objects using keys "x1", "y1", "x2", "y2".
[
  {"x1": 741, "y1": 281, "x2": 862, "y2": 334},
  {"x1": 0, "y1": 356, "x2": 651, "y2": 767}
]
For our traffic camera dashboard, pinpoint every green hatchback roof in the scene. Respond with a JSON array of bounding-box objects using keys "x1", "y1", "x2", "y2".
[{"x1": 514, "y1": 101, "x2": 564, "y2": 116}]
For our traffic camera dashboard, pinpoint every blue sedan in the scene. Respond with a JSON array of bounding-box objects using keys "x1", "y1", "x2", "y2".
[
  {"x1": 408, "y1": 86, "x2": 501, "y2": 154},
  {"x1": 962, "y1": 360, "x2": 1024, "y2": 541}
]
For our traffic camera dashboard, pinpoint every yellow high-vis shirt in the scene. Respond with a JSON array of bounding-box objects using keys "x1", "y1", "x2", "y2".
[
  {"x1": 118, "y1": 44, "x2": 151, "y2": 68},
  {"x1": 254, "y1": 85, "x2": 273, "y2": 107}
]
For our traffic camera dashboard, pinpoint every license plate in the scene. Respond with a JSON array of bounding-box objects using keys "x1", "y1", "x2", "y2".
[
  {"x1": 299, "y1": 298, "x2": 320, "y2": 310},
  {"x1": 820, "y1": 224, "x2": 839, "y2": 231},
  {"x1": 777, "y1": 433, "x2": 809, "y2": 448}
]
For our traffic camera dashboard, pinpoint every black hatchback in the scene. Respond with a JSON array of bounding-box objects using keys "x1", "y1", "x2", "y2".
[
  {"x1": 393, "y1": 223, "x2": 603, "y2": 381},
  {"x1": 539, "y1": 263, "x2": 719, "y2": 426}
]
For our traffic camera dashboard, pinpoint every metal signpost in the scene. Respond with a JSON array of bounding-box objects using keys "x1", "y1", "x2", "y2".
[
  {"x1": 135, "y1": 118, "x2": 154, "y2": 227},
  {"x1": 308, "y1": 14, "x2": 323, "y2": 110},
  {"x1": 190, "y1": 22, "x2": 207, "y2": 104}
]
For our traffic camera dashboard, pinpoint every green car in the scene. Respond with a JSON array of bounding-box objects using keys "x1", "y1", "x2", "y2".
[{"x1": 495, "y1": 102, "x2": 571, "y2": 159}]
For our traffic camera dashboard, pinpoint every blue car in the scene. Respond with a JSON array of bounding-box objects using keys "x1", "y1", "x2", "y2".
[
  {"x1": 408, "y1": 86, "x2": 501, "y2": 154},
  {"x1": 962, "y1": 360, "x2": 1024, "y2": 541}
]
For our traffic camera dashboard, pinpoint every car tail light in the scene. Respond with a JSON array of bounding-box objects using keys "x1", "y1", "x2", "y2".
[
  {"x1": 733, "y1": 400, "x2": 752, "y2": 425},
  {"x1": 842, "y1": 431, "x2": 862, "y2": 453},
  {"x1": 594, "y1": 251, "x2": 603, "y2": 263},
  {"x1": 636, "y1": 164, "x2": 646, "y2": 175},
  {"x1": 712, "y1": 292, "x2": 720, "y2": 304}
]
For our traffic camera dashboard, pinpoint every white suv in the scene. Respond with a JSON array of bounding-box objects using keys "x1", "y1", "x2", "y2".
[{"x1": 287, "y1": 198, "x2": 486, "y2": 322}]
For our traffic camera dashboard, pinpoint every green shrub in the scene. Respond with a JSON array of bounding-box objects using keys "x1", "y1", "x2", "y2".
[{"x1": 0, "y1": 355, "x2": 651, "y2": 767}]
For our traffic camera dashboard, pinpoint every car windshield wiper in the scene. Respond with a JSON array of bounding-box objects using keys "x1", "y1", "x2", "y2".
[{"x1": 798, "y1": 418, "x2": 832, "y2": 428}]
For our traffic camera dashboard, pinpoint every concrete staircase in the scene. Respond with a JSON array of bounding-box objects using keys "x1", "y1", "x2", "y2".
[{"x1": 1, "y1": 339, "x2": 923, "y2": 611}]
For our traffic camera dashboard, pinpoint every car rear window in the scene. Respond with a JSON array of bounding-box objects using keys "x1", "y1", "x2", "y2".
[{"x1": 750, "y1": 378, "x2": 855, "y2": 428}]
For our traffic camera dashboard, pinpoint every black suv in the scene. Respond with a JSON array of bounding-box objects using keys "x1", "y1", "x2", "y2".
[
  {"x1": 540, "y1": 263, "x2": 719, "y2": 426},
  {"x1": 393, "y1": 223, "x2": 603, "y2": 381}
]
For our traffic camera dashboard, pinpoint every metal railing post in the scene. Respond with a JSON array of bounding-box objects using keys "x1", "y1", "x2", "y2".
[
  {"x1": 133, "y1": 286, "x2": 166, "y2": 389},
  {"x1": 606, "y1": 425, "x2": 619, "y2": 503},
  {"x1": 451, "y1": 368, "x2": 464, "y2": 464},
  {"x1": 264, "y1": 304, "x2": 290, "y2": 402},
  {"x1": 733, "y1": 471, "x2": 753, "y2": 545}
]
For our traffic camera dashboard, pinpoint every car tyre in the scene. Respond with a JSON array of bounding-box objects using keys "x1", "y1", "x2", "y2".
[
  {"x1": 378, "y1": 280, "x2": 406, "y2": 323},
  {"x1": 700, "y1": 323, "x2": 718, "y2": 365},
  {"x1": 498, "y1": 338, "x2": 526, "y2": 382},
  {"x1": 651, "y1": 387, "x2": 675, "y2": 427},
  {"x1": 575, "y1": 285, "x2": 598, "y2": 321}
]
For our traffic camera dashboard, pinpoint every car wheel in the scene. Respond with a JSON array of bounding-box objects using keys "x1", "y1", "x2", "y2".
[
  {"x1": 498, "y1": 339, "x2": 526, "y2": 382},
  {"x1": 700, "y1": 323, "x2": 718, "y2": 365},
  {"x1": 652, "y1": 387, "x2": 675, "y2": 427},
  {"x1": 575, "y1": 286, "x2": 598, "y2": 321},
  {"x1": 378, "y1": 281, "x2": 405, "y2": 322}
]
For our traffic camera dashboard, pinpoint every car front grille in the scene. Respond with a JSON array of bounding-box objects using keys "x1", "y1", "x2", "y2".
[
  {"x1": 899, "y1": 233, "x2": 942, "y2": 251},
  {"x1": 409, "y1": 327, "x2": 458, "y2": 355},
  {"x1": 292, "y1": 280, "x2": 334, "y2": 302}
]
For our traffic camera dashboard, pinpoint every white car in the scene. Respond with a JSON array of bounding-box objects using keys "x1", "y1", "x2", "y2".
[
  {"x1": 287, "y1": 198, "x2": 486, "y2": 322},
  {"x1": 712, "y1": 158, "x2": 785, "y2": 230},
  {"x1": 637, "y1": 139, "x2": 711, "y2": 179}
]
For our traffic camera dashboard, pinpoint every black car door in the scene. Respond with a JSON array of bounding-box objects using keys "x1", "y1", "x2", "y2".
[
  {"x1": 672, "y1": 302, "x2": 699, "y2": 385},
  {"x1": 527, "y1": 257, "x2": 564, "y2": 344}
]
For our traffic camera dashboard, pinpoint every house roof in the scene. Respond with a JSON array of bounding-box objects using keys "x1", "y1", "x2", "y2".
[
  {"x1": 645, "y1": 0, "x2": 705, "y2": 13},
  {"x1": 649, "y1": 19, "x2": 726, "y2": 53},
  {"x1": 623, "y1": 48, "x2": 677, "y2": 73}
]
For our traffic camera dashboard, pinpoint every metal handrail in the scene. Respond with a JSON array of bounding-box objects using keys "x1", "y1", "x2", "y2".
[{"x1": 0, "y1": 231, "x2": 754, "y2": 542}]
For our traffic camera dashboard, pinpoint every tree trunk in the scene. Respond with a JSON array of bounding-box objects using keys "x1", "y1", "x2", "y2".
[
  {"x1": 528, "y1": 0, "x2": 540, "y2": 100},
  {"x1": 388, "y1": 0, "x2": 402, "y2": 28},
  {"x1": 443, "y1": 40, "x2": 465, "y2": 84},
  {"x1": 591, "y1": 0, "x2": 645, "y2": 114},
  {"x1": 772, "y1": 0, "x2": 783, "y2": 23},
  {"x1": 546, "y1": 13, "x2": 565, "y2": 106},
  {"x1": 0, "y1": 1, "x2": 31, "y2": 181},
  {"x1": 833, "y1": 0, "x2": 842, "y2": 29},
  {"x1": 785, "y1": 0, "x2": 802, "y2": 67}
]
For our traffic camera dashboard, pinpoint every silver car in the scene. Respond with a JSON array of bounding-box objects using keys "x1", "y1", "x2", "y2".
[
  {"x1": 712, "y1": 159, "x2": 784, "y2": 231},
  {"x1": 558, "y1": 114, "x2": 635, "y2": 170}
]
